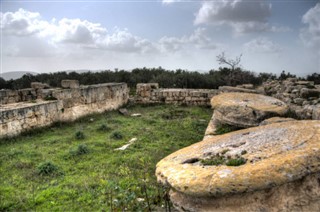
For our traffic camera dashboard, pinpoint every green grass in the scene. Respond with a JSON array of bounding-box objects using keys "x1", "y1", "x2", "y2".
[
  {"x1": 215, "y1": 124, "x2": 240, "y2": 135},
  {"x1": 0, "y1": 104, "x2": 211, "y2": 211}
]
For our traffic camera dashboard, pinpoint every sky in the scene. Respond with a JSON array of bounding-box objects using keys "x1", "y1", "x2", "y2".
[{"x1": 1, "y1": 0, "x2": 320, "y2": 76}]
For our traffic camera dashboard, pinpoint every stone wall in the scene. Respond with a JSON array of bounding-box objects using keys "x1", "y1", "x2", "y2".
[
  {"x1": 0, "y1": 83, "x2": 129, "y2": 138},
  {"x1": 135, "y1": 83, "x2": 219, "y2": 106},
  {"x1": 0, "y1": 82, "x2": 51, "y2": 104},
  {"x1": 262, "y1": 78, "x2": 320, "y2": 120}
]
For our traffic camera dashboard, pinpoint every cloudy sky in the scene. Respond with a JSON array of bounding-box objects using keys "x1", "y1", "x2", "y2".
[{"x1": 1, "y1": 0, "x2": 320, "y2": 76}]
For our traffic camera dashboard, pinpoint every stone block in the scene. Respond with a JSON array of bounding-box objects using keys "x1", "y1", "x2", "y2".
[
  {"x1": 31, "y1": 82, "x2": 49, "y2": 90},
  {"x1": 61, "y1": 80, "x2": 80, "y2": 89},
  {"x1": 300, "y1": 88, "x2": 320, "y2": 98}
]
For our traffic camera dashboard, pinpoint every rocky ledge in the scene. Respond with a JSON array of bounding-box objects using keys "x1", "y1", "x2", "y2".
[
  {"x1": 156, "y1": 121, "x2": 320, "y2": 211},
  {"x1": 210, "y1": 92, "x2": 289, "y2": 128}
]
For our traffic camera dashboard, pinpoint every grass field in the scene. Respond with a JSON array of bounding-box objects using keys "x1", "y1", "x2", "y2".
[{"x1": 0, "y1": 104, "x2": 211, "y2": 211}]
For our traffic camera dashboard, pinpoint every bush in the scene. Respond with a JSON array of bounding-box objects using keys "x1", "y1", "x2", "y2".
[
  {"x1": 97, "y1": 124, "x2": 110, "y2": 132},
  {"x1": 200, "y1": 154, "x2": 246, "y2": 167},
  {"x1": 226, "y1": 157, "x2": 246, "y2": 166},
  {"x1": 201, "y1": 156, "x2": 225, "y2": 166},
  {"x1": 75, "y1": 131, "x2": 85, "y2": 140},
  {"x1": 36, "y1": 161, "x2": 60, "y2": 176},
  {"x1": 111, "y1": 131, "x2": 123, "y2": 140},
  {"x1": 69, "y1": 144, "x2": 89, "y2": 157}
]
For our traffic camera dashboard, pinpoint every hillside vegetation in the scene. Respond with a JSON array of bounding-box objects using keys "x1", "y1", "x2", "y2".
[{"x1": 3, "y1": 67, "x2": 317, "y2": 90}]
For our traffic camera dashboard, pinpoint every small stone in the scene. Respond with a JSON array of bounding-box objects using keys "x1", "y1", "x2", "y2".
[
  {"x1": 293, "y1": 98, "x2": 304, "y2": 105},
  {"x1": 131, "y1": 113, "x2": 142, "y2": 117},
  {"x1": 118, "y1": 108, "x2": 129, "y2": 116}
]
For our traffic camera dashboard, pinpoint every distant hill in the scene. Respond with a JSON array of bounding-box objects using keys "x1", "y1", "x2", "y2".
[{"x1": 1, "y1": 71, "x2": 39, "y2": 80}]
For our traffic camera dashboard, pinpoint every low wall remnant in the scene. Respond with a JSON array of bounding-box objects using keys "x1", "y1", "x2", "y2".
[
  {"x1": 0, "y1": 82, "x2": 129, "y2": 138},
  {"x1": 135, "y1": 83, "x2": 219, "y2": 106}
]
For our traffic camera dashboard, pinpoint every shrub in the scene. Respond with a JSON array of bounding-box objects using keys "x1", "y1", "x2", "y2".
[
  {"x1": 200, "y1": 155, "x2": 246, "y2": 167},
  {"x1": 226, "y1": 157, "x2": 246, "y2": 166},
  {"x1": 111, "y1": 131, "x2": 123, "y2": 140},
  {"x1": 201, "y1": 156, "x2": 225, "y2": 166},
  {"x1": 97, "y1": 124, "x2": 110, "y2": 132},
  {"x1": 69, "y1": 144, "x2": 89, "y2": 157},
  {"x1": 36, "y1": 161, "x2": 60, "y2": 176},
  {"x1": 75, "y1": 131, "x2": 85, "y2": 140},
  {"x1": 75, "y1": 144, "x2": 89, "y2": 155}
]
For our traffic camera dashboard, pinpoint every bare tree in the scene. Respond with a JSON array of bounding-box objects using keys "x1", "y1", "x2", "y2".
[{"x1": 216, "y1": 52, "x2": 242, "y2": 71}]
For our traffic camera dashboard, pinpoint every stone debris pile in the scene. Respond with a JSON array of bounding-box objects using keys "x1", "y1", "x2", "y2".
[{"x1": 263, "y1": 78, "x2": 320, "y2": 120}]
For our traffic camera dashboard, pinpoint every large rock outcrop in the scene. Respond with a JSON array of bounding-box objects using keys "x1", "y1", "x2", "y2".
[
  {"x1": 156, "y1": 121, "x2": 320, "y2": 211},
  {"x1": 211, "y1": 92, "x2": 288, "y2": 128}
]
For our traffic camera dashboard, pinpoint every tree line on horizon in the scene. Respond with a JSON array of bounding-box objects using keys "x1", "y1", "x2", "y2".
[{"x1": 0, "y1": 67, "x2": 319, "y2": 90}]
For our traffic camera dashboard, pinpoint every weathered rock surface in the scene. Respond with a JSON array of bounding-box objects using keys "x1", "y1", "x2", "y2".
[
  {"x1": 262, "y1": 78, "x2": 320, "y2": 120},
  {"x1": 204, "y1": 114, "x2": 218, "y2": 139},
  {"x1": 31, "y1": 82, "x2": 50, "y2": 90},
  {"x1": 61, "y1": 80, "x2": 80, "y2": 89},
  {"x1": 211, "y1": 92, "x2": 288, "y2": 128},
  {"x1": 218, "y1": 86, "x2": 258, "y2": 94},
  {"x1": 169, "y1": 172, "x2": 320, "y2": 212},
  {"x1": 1, "y1": 83, "x2": 129, "y2": 138},
  {"x1": 236, "y1": 84, "x2": 254, "y2": 89},
  {"x1": 156, "y1": 121, "x2": 320, "y2": 211},
  {"x1": 135, "y1": 83, "x2": 219, "y2": 106},
  {"x1": 259, "y1": 116, "x2": 295, "y2": 126}
]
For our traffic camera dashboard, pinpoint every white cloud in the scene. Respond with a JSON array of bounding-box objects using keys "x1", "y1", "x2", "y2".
[
  {"x1": 159, "y1": 28, "x2": 218, "y2": 52},
  {"x1": 162, "y1": 0, "x2": 181, "y2": 4},
  {"x1": 194, "y1": 0, "x2": 280, "y2": 34},
  {"x1": 0, "y1": 8, "x2": 48, "y2": 36},
  {"x1": 300, "y1": 3, "x2": 320, "y2": 48},
  {"x1": 97, "y1": 28, "x2": 155, "y2": 53},
  {"x1": 243, "y1": 37, "x2": 282, "y2": 53},
  {"x1": 0, "y1": 9, "x2": 154, "y2": 55},
  {"x1": 53, "y1": 18, "x2": 107, "y2": 45}
]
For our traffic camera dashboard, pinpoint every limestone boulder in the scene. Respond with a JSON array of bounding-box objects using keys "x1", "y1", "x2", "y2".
[
  {"x1": 31, "y1": 82, "x2": 50, "y2": 90},
  {"x1": 300, "y1": 88, "x2": 320, "y2": 99},
  {"x1": 136, "y1": 83, "x2": 159, "y2": 97},
  {"x1": 61, "y1": 80, "x2": 79, "y2": 89},
  {"x1": 312, "y1": 105, "x2": 320, "y2": 120},
  {"x1": 211, "y1": 92, "x2": 288, "y2": 128},
  {"x1": 156, "y1": 121, "x2": 320, "y2": 211}
]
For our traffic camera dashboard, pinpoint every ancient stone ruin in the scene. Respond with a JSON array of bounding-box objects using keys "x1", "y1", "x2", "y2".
[
  {"x1": 1, "y1": 77, "x2": 320, "y2": 210},
  {"x1": 156, "y1": 120, "x2": 320, "y2": 211},
  {"x1": 204, "y1": 92, "x2": 289, "y2": 138},
  {"x1": 0, "y1": 80, "x2": 128, "y2": 138},
  {"x1": 263, "y1": 78, "x2": 320, "y2": 120},
  {"x1": 154, "y1": 78, "x2": 320, "y2": 211},
  {"x1": 135, "y1": 83, "x2": 219, "y2": 106}
]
